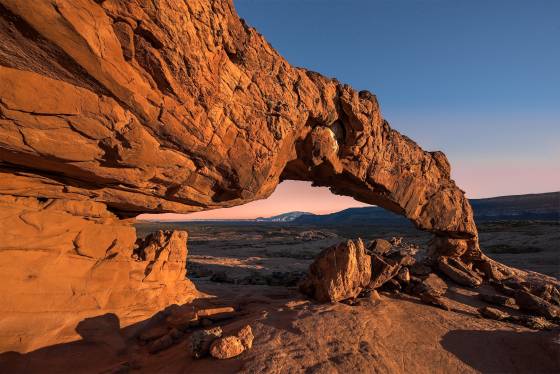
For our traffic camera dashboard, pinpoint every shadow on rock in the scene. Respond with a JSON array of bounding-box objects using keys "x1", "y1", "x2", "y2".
[
  {"x1": 440, "y1": 329, "x2": 560, "y2": 373},
  {"x1": 0, "y1": 313, "x2": 137, "y2": 374}
]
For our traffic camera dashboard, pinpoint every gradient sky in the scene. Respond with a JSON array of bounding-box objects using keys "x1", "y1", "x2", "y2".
[{"x1": 141, "y1": 0, "x2": 559, "y2": 221}]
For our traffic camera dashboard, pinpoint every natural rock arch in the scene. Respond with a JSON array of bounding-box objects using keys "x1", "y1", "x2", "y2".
[
  {"x1": 0, "y1": 0, "x2": 509, "y2": 352},
  {"x1": 0, "y1": 0, "x2": 479, "y2": 258}
]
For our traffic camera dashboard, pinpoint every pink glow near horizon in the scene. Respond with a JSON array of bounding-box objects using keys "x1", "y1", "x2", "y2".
[
  {"x1": 138, "y1": 158, "x2": 559, "y2": 221},
  {"x1": 139, "y1": 180, "x2": 369, "y2": 221}
]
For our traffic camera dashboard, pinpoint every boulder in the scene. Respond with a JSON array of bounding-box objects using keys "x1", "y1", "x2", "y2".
[
  {"x1": 300, "y1": 240, "x2": 371, "y2": 302},
  {"x1": 209, "y1": 336, "x2": 245, "y2": 359},
  {"x1": 410, "y1": 263, "x2": 433, "y2": 276}
]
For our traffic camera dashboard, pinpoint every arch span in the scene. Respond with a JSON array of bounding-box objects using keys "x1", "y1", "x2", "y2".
[{"x1": 0, "y1": 0, "x2": 480, "y2": 261}]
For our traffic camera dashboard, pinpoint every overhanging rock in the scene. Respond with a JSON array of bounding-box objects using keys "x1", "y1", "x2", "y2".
[{"x1": 0, "y1": 0, "x2": 486, "y2": 352}]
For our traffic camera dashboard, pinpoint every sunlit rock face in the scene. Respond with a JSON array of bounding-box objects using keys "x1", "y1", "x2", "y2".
[
  {"x1": 0, "y1": 0, "x2": 481, "y2": 352},
  {"x1": 0, "y1": 196, "x2": 197, "y2": 352}
]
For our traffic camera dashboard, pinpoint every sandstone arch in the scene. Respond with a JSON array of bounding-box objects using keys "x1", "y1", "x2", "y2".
[
  {"x1": 0, "y1": 0, "x2": 495, "y2": 352},
  {"x1": 0, "y1": 0, "x2": 479, "y2": 257}
]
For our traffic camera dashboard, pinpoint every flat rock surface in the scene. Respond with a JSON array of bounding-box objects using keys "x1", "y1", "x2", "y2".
[{"x1": 1, "y1": 281, "x2": 558, "y2": 373}]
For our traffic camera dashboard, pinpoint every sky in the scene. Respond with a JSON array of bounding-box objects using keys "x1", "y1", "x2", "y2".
[{"x1": 141, "y1": 0, "x2": 559, "y2": 221}]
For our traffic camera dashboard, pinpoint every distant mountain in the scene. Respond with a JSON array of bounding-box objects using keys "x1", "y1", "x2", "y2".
[
  {"x1": 255, "y1": 211, "x2": 314, "y2": 222},
  {"x1": 294, "y1": 206, "x2": 409, "y2": 226},
  {"x1": 470, "y1": 192, "x2": 559, "y2": 221},
  {"x1": 291, "y1": 192, "x2": 559, "y2": 226}
]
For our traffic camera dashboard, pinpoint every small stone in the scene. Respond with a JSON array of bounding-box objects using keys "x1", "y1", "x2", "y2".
[
  {"x1": 380, "y1": 278, "x2": 402, "y2": 293},
  {"x1": 190, "y1": 327, "x2": 223, "y2": 359},
  {"x1": 209, "y1": 336, "x2": 245, "y2": 359},
  {"x1": 390, "y1": 237, "x2": 402, "y2": 246},
  {"x1": 367, "y1": 289, "x2": 382, "y2": 302},
  {"x1": 197, "y1": 307, "x2": 236, "y2": 321},
  {"x1": 535, "y1": 284, "x2": 560, "y2": 306},
  {"x1": 477, "y1": 260, "x2": 505, "y2": 281},
  {"x1": 479, "y1": 306, "x2": 510, "y2": 320},
  {"x1": 236, "y1": 325, "x2": 254, "y2": 349},
  {"x1": 397, "y1": 255, "x2": 416, "y2": 267},
  {"x1": 491, "y1": 281, "x2": 517, "y2": 297},
  {"x1": 367, "y1": 239, "x2": 392, "y2": 255},
  {"x1": 148, "y1": 334, "x2": 174, "y2": 354}
]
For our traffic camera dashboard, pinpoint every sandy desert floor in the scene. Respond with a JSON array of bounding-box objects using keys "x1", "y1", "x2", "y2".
[
  {"x1": 1, "y1": 220, "x2": 558, "y2": 373},
  {"x1": 137, "y1": 220, "x2": 560, "y2": 281}
]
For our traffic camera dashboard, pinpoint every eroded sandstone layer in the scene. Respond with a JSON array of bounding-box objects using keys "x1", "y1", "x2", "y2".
[
  {"x1": 0, "y1": 196, "x2": 197, "y2": 352},
  {"x1": 1, "y1": 0, "x2": 486, "y2": 352}
]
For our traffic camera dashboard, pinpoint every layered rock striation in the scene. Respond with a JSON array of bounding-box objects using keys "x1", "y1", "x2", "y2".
[
  {"x1": 0, "y1": 0, "x2": 479, "y2": 251},
  {"x1": 0, "y1": 0, "x2": 489, "y2": 352},
  {"x1": 0, "y1": 196, "x2": 196, "y2": 352}
]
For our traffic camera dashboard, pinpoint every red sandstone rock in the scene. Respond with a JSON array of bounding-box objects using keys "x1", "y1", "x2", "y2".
[
  {"x1": 0, "y1": 196, "x2": 196, "y2": 352},
  {"x1": 0, "y1": 0, "x2": 480, "y2": 254},
  {"x1": 236, "y1": 325, "x2": 254, "y2": 350},
  {"x1": 300, "y1": 240, "x2": 371, "y2": 302},
  {"x1": 0, "y1": 0, "x2": 510, "y2": 353},
  {"x1": 209, "y1": 336, "x2": 245, "y2": 359},
  {"x1": 369, "y1": 254, "x2": 401, "y2": 289}
]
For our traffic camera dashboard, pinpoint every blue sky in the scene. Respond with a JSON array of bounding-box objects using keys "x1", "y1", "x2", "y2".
[{"x1": 234, "y1": 0, "x2": 559, "y2": 198}]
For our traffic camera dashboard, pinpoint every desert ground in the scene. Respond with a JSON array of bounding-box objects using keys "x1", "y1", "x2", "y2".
[
  {"x1": 137, "y1": 219, "x2": 560, "y2": 282},
  {"x1": 1, "y1": 219, "x2": 558, "y2": 373}
]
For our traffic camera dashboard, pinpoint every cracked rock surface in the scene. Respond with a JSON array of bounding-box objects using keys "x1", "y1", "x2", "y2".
[
  {"x1": 1, "y1": 0, "x2": 479, "y2": 255},
  {"x1": 0, "y1": 0, "x2": 499, "y2": 354}
]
